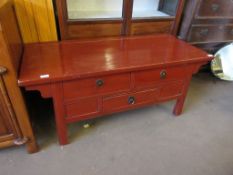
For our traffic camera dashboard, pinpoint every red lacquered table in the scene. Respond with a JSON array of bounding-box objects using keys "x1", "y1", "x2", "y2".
[{"x1": 18, "y1": 34, "x2": 213, "y2": 145}]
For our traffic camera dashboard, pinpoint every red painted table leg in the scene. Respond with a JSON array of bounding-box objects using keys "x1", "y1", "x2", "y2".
[
  {"x1": 52, "y1": 84, "x2": 69, "y2": 145},
  {"x1": 173, "y1": 77, "x2": 191, "y2": 116},
  {"x1": 173, "y1": 95, "x2": 186, "y2": 116}
]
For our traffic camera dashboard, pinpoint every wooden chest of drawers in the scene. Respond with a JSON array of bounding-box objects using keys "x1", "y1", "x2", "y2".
[
  {"x1": 179, "y1": 0, "x2": 233, "y2": 53},
  {"x1": 18, "y1": 35, "x2": 212, "y2": 145}
]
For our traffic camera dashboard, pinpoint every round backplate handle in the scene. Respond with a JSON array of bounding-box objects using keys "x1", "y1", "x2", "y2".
[
  {"x1": 0, "y1": 66, "x2": 7, "y2": 75},
  {"x1": 160, "y1": 70, "x2": 167, "y2": 79},
  {"x1": 128, "y1": 96, "x2": 135, "y2": 105},
  {"x1": 96, "y1": 79, "x2": 104, "y2": 87}
]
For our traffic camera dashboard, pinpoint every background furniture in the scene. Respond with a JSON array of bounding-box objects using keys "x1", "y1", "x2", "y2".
[
  {"x1": 14, "y1": 0, "x2": 57, "y2": 43},
  {"x1": 179, "y1": 0, "x2": 233, "y2": 54},
  {"x1": 56, "y1": 0, "x2": 185, "y2": 39},
  {"x1": 18, "y1": 35, "x2": 212, "y2": 145},
  {"x1": 0, "y1": 0, "x2": 38, "y2": 153}
]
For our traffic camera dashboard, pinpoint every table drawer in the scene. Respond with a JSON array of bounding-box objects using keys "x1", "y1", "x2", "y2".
[
  {"x1": 103, "y1": 89, "x2": 159, "y2": 113},
  {"x1": 197, "y1": 0, "x2": 233, "y2": 17},
  {"x1": 188, "y1": 25, "x2": 233, "y2": 43},
  {"x1": 134, "y1": 66, "x2": 186, "y2": 89},
  {"x1": 63, "y1": 73, "x2": 131, "y2": 100},
  {"x1": 65, "y1": 97, "x2": 100, "y2": 119}
]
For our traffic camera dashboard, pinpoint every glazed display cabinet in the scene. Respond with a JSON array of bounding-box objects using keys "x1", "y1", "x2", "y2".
[{"x1": 56, "y1": 0, "x2": 185, "y2": 39}]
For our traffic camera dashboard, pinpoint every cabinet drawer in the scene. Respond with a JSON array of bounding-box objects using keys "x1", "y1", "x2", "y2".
[
  {"x1": 65, "y1": 97, "x2": 100, "y2": 119},
  {"x1": 103, "y1": 89, "x2": 159, "y2": 113},
  {"x1": 67, "y1": 23, "x2": 123, "y2": 39},
  {"x1": 63, "y1": 73, "x2": 131, "y2": 100},
  {"x1": 188, "y1": 25, "x2": 233, "y2": 43},
  {"x1": 197, "y1": 0, "x2": 233, "y2": 17},
  {"x1": 130, "y1": 21, "x2": 173, "y2": 35},
  {"x1": 134, "y1": 66, "x2": 187, "y2": 89}
]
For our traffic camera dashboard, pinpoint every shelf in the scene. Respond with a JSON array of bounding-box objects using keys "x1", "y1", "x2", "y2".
[
  {"x1": 132, "y1": 10, "x2": 170, "y2": 18},
  {"x1": 67, "y1": 0, "x2": 123, "y2": 20},
  {"x1": 68, "y1": 10, "x2": 122, "y2": 20}
]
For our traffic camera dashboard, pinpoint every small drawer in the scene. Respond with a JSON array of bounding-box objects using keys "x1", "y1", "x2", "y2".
[
  {"x1": 103, "y1": 89, "x2": 159, "y2": 113},
  {"x1": 63, "y1": 73, "x2": 131, "y2": 100},
  {"x1": 134, "y1": 66, "x2": 187, "y2": 89},
  {"x1": 130, "y1": 21, "x2": 173, "y2": 35},
  {"x1": 65, "y1": 97, "x2": 100, "y2": 119},
  {"x1": 197, "y1": 0, "x2": 233, "y2": 17},
  {"x1": 188, "y1": 25, "x2": 233, "y2": 43},
  {"x1": 158, "y1": 81, "x2": 184, "y2": 100}
]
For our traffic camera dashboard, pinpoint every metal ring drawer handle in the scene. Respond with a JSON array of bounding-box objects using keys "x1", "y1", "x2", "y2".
[
  {"x1": 199, "y1": 29, "x2": 209, "y2": 36},
  {"x1": 96, "y1": 79, "x2": 104, "y2": 87},
  {"x1": 231, "y1": 29, "x2": 233, "y2": 35},
  {"x1": 160, "y1": 70, "x2": 167, "y2": 79},
  {"x1": 0, "y1": 66, "x2": 7, "y2": 75},
  {"x1": 128, "y1": 96, "x2": 136, "y2": 105},
  {"x1": 211, "y1": 3, "x2": 220, "y2": 12}
]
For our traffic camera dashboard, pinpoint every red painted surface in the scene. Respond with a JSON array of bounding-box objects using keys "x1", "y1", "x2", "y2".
[{"x1": 18, "y1": 34, "x2": 213, "y2": 145}]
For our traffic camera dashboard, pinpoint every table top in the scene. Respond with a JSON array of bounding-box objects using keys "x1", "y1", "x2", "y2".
[{"x1": 18, "y1": 34, "x2": 212, "y2": 86}]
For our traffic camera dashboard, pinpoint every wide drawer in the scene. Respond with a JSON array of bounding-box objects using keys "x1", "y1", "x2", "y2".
[
  {"x1": 103, "y1": 89, "x2": 159, "y2": 113},
  {"x1": 134, "y1": 66, "x2": 187, "y2": 89},
  {"x1": 130, "y1": 21, "x2": 173, "y2": 35},
  {"x1": 65, "y1": 97, "x2": 100, "y2": 119},
  {"x1": 188, "y1": 25, "x2": 233, "y2": 43},
  {"x1": 197, "y1": 0, "x2": 233, "y2": 18},
  {"x1": 63, "y1": 73, "x2": 131, "y2": 100}
]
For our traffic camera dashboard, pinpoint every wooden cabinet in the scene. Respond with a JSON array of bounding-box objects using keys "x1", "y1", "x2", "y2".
[
  {"x1": 0, "y1": 0, "x2": 38, "y2": 153},
  {"x1": 18, "y1": 35, "x2": 212, "y2": 145},
  {"x1": 0, "y1": 72, "x2": 28, "y2": 149},
  {"x1": 56, "y1": 0, "x2": 185, "y2": 39},
  {"x1": 179, "y1": 0, "x2": 233, "y2": 53}
]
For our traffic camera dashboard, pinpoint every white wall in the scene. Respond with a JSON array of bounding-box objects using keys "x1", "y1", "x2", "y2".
[{"x1": 133, "y1": 0, "x2": 160, "y2": 11}]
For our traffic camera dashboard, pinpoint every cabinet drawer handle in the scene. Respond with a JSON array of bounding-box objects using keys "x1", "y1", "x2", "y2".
[
  {"x1": 160, "y1": 70, "x2": 167, "y2": 79},
  {"x1": 128, "y1": 96, "x2": 136, "y2": 105},
  {"x1": 96, "y1": 79, "x2": 104, "y2": 87},
  {"x1": 0, "y1": 66, "x2": 7, "y2": 75},
  {"x1": 199, "y1": 29, "x2": 209, "y2": 36},
  {"x1": 211, "y1": 3, "x2": 220, "y2": 12},
  {"x1": 231, "y1": 29, "x2": 233, "y2": 35}
]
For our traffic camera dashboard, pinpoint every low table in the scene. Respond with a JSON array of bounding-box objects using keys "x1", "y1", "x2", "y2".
[{"x1": 18, "y1": 35, "x2": 213, "y2": 145}]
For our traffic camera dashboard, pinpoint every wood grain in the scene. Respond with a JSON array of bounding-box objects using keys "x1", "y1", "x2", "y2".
[
  {"x1": 0, "y1": 0, "x2": 38, "y2": 153},
  {"x1": 14, "y1": 0, "x2": 57, "y2": 43}
]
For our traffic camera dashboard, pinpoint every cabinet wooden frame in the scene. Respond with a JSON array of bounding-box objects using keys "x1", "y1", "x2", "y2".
[
  {"x1": 179, "y1": 0, "x2": 233, "y2": 53},
  {"x1": 0, "y1": 0, "x2": 38, "y2": 153},
  {"x1": 55, "y1": 0, "x2": 185, "y2": 40}
]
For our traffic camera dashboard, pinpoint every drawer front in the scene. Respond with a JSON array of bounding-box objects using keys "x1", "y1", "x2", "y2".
[
  {"x1": 158, "y1": 81, "x2": 184, "y2": 100},
  {"x1": 63, "y1": 73, "x2": 131, "y2": 100},
  {"x1": 65, "y1": 97, "x2": 100, "y2": 119},
  {"x1": 103, "y1": 89, "x2": 159, "y2": 113},
  {"x1": 188, "y1": 25, "x2": 233, "y2": 43},
  {"x1": 130, "y1": 21, "x2": 173, "y2": 35},
  {"x1": 197, "y1": 0, "x2": 233, "y2": 17},
  {"x1": 67, "y1": 23, "x2": 123, "y2": 39},
  {"x1": 134, "y1": 66, "x2": 187, "y2": 89}
]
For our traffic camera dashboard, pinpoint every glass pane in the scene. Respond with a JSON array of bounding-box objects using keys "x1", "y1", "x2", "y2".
[
  {"x1": 67, "y1": 0, "x2": 124, "y2": 20},
  {"x1": 132, "y1": 0, "x2": 179, "y2": 18}
]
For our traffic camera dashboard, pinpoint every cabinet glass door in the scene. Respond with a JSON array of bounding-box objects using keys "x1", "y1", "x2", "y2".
[
  {"x1": 132, "y1": 0, "x2": 179, "y2": 18},
  {"x1": 66, "y1": 0, "x2": 124, "y2": 20}
]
